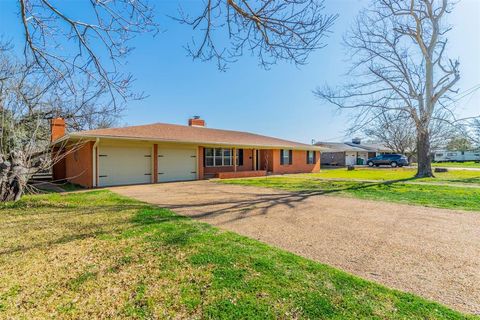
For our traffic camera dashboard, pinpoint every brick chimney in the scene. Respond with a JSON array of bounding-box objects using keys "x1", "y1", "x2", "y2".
[
  {"x1": 188, "y1": 116, "x2": 205, "y2": 127},
  {"x1": 50, "y1": 117, "x2": 66, "y2": 142}
]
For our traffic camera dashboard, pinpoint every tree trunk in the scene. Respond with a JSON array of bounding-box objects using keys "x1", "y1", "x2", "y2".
[
  {"x1": 0, "y1": 153, "x2": 28, "y2": 202},
  {"x1": 415, "y1": 129, "x2": 434, "y2": 178}
]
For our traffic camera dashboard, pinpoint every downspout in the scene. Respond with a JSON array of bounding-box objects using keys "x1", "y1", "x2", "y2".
[{"x1": 92, "y1": 138, "x2": 99, "y2": 188}]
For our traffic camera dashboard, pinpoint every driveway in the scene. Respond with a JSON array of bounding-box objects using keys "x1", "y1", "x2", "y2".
[{"x1": 111, "y1": 180, "x2": 480, "y2": 314}]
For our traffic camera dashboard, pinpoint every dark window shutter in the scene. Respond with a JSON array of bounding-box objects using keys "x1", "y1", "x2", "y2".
[
  {"x1": 313, "y1": 151, "x2": 316, "y2": 164},
  {"x1": 239, "y1": 149, "x2": 244, "y2": 166},
  {"x1": 280, "y1": 150, "x2": 284, "y2": 165},
  {"x1": 203, "y1": 148, "x2": 206, "y2": 167},
  {"x1": 289, "y1": 150, "x2": 293, "y2": 165},
  {"x1": 306, "y1": 151, "x2": 309, "y2": 164}
]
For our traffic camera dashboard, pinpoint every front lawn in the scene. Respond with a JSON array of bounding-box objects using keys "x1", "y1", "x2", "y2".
[
  {"x1": 0, "y1": 191, "x2": 471, "y2": 319},
  {"x1": 432, "y1": 161, "x2": 480, "y2": 168},
  {"x1": 221, "y1": 176, "x2": 480, "y2": 212},
  {"x1": 309, "y1": 167, "x2": 480, "y2": 185}
]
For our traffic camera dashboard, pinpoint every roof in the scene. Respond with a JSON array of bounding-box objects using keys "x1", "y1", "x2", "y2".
[
  {"x1": 315, "y1": 142, "x2": 368, "y2": 152},
  {"x1": 345, "y1": 142, "x2": 392, "y2": 152},
  {"x1": 60, "y1": 122, "x2": 320, "y2": 150},
  {"x1": 315, "y1": 141, "x2": 393, "y2": 153}
]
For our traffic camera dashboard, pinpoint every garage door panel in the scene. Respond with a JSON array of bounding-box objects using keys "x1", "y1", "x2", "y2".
[
  {"x1": 99, "y1": 146, "x2": 152, "y2": 187},
  {"x1": 158, "y1": 148, "x2": 196, "y2": 182}
]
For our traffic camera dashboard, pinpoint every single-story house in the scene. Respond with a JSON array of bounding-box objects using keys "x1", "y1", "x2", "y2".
[
  {"x1": 51, "y1": 117, "x2": 321, "y2": 188},
  {"x1": 315, "y1": 138, "x2": 393, "y2": 166}
]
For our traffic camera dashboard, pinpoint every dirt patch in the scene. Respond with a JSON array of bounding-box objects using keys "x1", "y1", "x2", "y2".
[{"x1": 111, "y1": 180, "x2": 480, "y2": 314}]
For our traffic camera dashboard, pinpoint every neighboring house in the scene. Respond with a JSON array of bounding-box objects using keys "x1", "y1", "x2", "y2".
[
  {"x1": 315, "y1": 138, "x2": 393, "y2": 166},
  {"x1": 51, "y1": 117, "x2": 321, "y2": 187}
]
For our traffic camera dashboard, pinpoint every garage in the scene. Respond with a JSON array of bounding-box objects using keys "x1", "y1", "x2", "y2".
[
  {"x1": 98, "y1": 146, "x2": 152, "y2": 187},
  {"x1": 158, "y1": 148, "x2": 197, "y2": 182}
]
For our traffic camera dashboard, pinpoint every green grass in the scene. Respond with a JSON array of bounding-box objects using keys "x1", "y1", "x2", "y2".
[
  {"x1": 307, "y1": 167, "x2": 480, "y2": 185},
  {"x1": 0, "y1": 191, "x2": 473, "y2": 319},
  {"x1": 432, "y1": 161, "x2": 480, "y2": 168},
  {"x1": 221, "y1": 176, "x2": 480, "y2": 212}
]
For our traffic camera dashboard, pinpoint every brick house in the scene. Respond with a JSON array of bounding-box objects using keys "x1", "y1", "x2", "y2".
[
  {"x1": 51, "y1": 117, "x2": 321, "y2": 187},
  {"x1": 315, "y1": 138, "x2": 393, "y2": 166}
]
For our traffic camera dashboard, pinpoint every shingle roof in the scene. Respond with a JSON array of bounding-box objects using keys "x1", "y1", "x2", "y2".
[
  {"x1": 346, "y1": 142, "x2": 391, "y2": 152},
  {"x1": 65, "y1": 122, "x2": 319, "y2": 150},
  {"x1": 314, "y1": 142, "x2": 368, "y2": 152}
]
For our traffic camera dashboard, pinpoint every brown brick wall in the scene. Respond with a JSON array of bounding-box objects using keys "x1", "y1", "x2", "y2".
[
  {"x1": 52, "y1": 147, "x2": 67, "y2": 181},
  {"x1": 50, "y1": 118, "x2": 66, "y2": 142},
  {"x1": 217, "y1": 170, "x2": 267, "y2": 179},
  {"x1": 271, "y1": 149, "x2": 320, "y2": 174},
  {"x1": 197, "y1": 146, "x2": 204, "y2": 179},
  {"x1": 65, "y1": 141, "x2": 94, "y2": 188}
]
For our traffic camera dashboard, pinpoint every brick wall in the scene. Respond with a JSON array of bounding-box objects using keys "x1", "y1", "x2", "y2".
[
  {"x1": 202, "y1": 148, "x2": 256, "y2": 175},
  {"x1": 65, "y1": 141, "x2": 94, "y2": 188},
  {"x1": 271, "y1": 149, "x2": 320, "y2": 174}
]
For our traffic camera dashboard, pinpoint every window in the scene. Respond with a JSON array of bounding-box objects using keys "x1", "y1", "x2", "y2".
[
  {"x1": 204, "y1": 148, "x2": 243, "y2": 167},
  {"x1": 280, "y1": 149, "x2": 292, "y2": 165},
  {"x1": 236, "y1": 149, "x2": 244, "y2": 166},
  {"x1": 205, "y1": 148, "x2": 234, "y2": 167},
  {"x1": 306, "y1": 151, "x2": 315, "y2": 164},
  {"x1": 205, "y1": 148, "x2": 214, "y2": 166}
]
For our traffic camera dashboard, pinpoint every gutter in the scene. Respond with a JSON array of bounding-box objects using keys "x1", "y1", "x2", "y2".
[
  {"x1": 92, "y1": 138, "x2": 100, "y2": 188},
  {"x1": 63, "y1": 133, "x2": 323, "y2": 151}
]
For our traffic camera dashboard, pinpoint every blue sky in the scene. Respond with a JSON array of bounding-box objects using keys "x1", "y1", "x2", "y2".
[{"x1": 1, "y1": 0, "x2": 479, "y2": 143}]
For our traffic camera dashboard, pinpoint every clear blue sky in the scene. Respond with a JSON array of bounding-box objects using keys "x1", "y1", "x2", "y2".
[{"x1": 1, "y1": 0, "x2": 479, "y2": 143}]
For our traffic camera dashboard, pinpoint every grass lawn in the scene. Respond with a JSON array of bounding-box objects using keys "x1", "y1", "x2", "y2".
[
  {"x1": 431, "y1": 161, "x2": 480, "y2": 168},
  {"x1": 309, "y1": 167, "x2": 480, "y2": 185},
  {"x1": 221, "y1": 176, "x2": 480, "y2": 212},
  {"x1": 0, "y1": 191, "x2": 472, "y2": 319}
]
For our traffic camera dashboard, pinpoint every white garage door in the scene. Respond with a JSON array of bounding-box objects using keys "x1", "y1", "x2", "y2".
[
  {"x1": 98, "y1": 146, "x2": 152, "y2": 187},
  {"x1": 345, "y1": 152, "x2": 357, "y2": 166},
  {"x1": 158, "y1": 148, "x2": 197, "y2": 182}
]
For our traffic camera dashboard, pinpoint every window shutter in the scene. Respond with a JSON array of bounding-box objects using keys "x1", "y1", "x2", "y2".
[
  {"x1": 239, "y1": 149, "x2": 244, "y2": 166},
  {"x1": 280, "y1": 150, "x2": 284, "y2": 165},
  {"x1": 313, "y1": 151, "x2": 316, "y2": 164},
  {"x1": 203, "y1": 148, "x2": 206, "y2": 167},
  {"x1": 306, "y1": 151, "x2": 309, "y2": 164},
  {"x1": 289, "y1": 150, "x2": 293, "y2": 165}
]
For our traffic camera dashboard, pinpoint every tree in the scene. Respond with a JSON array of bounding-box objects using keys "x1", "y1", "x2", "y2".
[
  {"x1": 363, "y1": 111, "x2": 417, "y2": 156},
  {"x1": 446, "y1": 135, "x2": 472, "y2": 152},
  {"x1": 176, "y1": 0, "x2": 337, "y2": 70},
  {"x1": 315, "y1": 0, "x2": 460, "y2": 178},
  {"x1": 0, "y1": 48, "x2": 117, "y2": 201},
  {"x1": 14, "y1": 0, "x2": 337, "y2": 102},
  {"x1": 1, "y1": 1, "x2": 337, "y2": 201},
  {"x1": 468, "y1": 119, "x2": 480, "y2": 148}
]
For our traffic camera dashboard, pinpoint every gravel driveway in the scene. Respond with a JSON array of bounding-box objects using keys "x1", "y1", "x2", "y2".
[{"x1": 111, "y1": 180, "x2": 480, "y2": 314}]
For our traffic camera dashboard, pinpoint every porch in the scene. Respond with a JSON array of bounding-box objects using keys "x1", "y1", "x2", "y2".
[{"x1": 200, "y1": 147, "x2": 273, "y2": 179}]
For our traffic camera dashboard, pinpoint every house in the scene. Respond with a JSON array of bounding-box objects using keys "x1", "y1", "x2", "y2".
[
  {"x1": 315, "y1": 138, "x2": 393, "y2": 166},
  {"x1": 51, "y1": 117, "x2": 321, "y2": 187}
]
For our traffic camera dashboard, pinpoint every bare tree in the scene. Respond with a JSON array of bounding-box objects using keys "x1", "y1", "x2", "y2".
[
  {"x1": 364, "y1": 111, "x2": 417, "y2": 156},
  {"x1": 15, "y1": 0, "x2": 337, "y2": 96},
  {"x1": 468, "y1": 119, "x2": 480, "y2": 148},
  {"x1": 446, "y1": 135, "x2": 472, "y2": 152},
  {"x1": 315, "y1": 0, "x2": 461, "y2": 177},
  {"x1": 2, "y1": 1, "x2": 337, "y2": 201},
  {"x1": 0, "y1": 48, "x2": 116, "y2": 200},
  {"x1": 176, "y1": 0, "x2": 337, "y2": 70}
]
